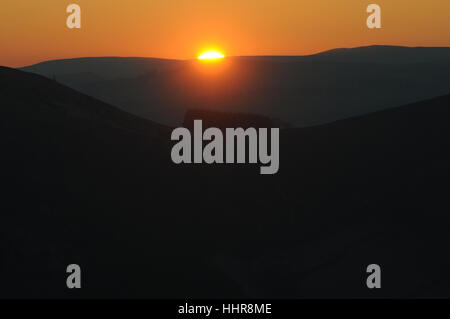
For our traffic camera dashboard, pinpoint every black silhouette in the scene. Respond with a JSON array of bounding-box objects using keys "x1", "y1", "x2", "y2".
[{"x1": 1, "y1": 47, "x2": 450, "y2": 298}]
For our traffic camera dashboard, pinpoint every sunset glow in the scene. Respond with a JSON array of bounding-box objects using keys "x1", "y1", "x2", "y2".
[
  {"x1": 1, "y1": 1, "x2": 450, "y2": 67},
  {"x1": 198, "y1": 51, "x2": 225, "y2": 60}
]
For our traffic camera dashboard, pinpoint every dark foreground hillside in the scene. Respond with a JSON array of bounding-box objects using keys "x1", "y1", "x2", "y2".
[{"x1": 1, "y1": 66, "x2": 450, "y2": 298}]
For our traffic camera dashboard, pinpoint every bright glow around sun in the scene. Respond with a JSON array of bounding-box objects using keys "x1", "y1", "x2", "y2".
[{"x1": 198, "y1": 51, "x2": 225, "y2": 60}]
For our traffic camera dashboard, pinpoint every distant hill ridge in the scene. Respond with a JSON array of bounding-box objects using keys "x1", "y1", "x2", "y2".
[
  {"x1": 16, "y1": 45, "x2": 450, "y2": 127},
  {"x1": 21, "y1": 45, "x2": 450, "y2": 69}
]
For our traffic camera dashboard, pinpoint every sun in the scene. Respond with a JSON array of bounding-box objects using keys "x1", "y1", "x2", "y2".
[{"x1": 198, "y1": 50, "x2": 225, "y2": 61}]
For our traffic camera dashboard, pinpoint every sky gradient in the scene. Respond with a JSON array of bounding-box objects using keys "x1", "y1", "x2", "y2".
[{"x1": 1, "y1": 0, "x2": 450, "y2": 67}]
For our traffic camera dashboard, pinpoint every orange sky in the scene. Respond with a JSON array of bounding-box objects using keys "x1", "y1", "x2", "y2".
[{"x1": 1, "y1": 0, "x2": 450, "y2": 67}]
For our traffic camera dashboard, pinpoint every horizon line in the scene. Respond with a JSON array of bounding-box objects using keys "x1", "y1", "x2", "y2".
[{"x1": 10, "y1": 44, "x2": 450, "y2": 69}]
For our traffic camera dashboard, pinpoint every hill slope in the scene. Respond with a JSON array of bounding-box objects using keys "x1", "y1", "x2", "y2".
[
  {"x1": 20, "y1": 46, "x2": 450, "y2": 127},
  {"x1": 1, "y1": 67, "x2": 450, "y2": 298}
]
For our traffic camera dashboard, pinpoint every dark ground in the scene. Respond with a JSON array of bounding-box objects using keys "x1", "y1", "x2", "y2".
[{"x1": 1, "y1": 66, "x2": 450, "y2": 298}]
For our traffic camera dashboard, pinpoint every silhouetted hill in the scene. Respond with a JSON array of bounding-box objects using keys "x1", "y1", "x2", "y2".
[
  {"x1": 21, "y1": 46, "x2": 450, "y2": 127},
  {"x1": 1, "y1": 67, "x2": 450, "y2": 298},
  {"x1": 183, "y1": 109, "x2": 280, "y2": 130},
  {"x1": 313, "y1": 45, "x2": 450, "y2": 64},
  {"x1": 22, "y1": 57, "x2": 183, "y2": 79},
  {"x1": 0, "y1": 66, "x2": 168, "y2": 135},
  {"x1": 253, "y1": 45, "x2": 450, "y2": 64}
]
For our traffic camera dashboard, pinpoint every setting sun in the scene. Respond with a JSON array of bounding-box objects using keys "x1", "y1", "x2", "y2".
[{"x1": 198, "y1": 51, "x2": 225, "y2": 60}]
